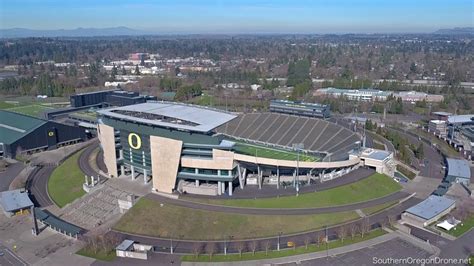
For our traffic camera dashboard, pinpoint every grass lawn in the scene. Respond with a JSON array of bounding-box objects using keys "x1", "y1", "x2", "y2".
[
  {"x1": 233, "y1": 141, "x2": 319, "y2": 162},
  {"x1": 190, "y1": 173, "x2": 401, "y2": 209},
  {"x1": 48, "y1": 150, "x2": 86, "y2": 208},
  {"x1": 361, "y1": 200, "x2": 398, "y2": 215},
  {"x1": 396, "y1": 164, "x2": 416, "y2": 179},
  {"x1": 181, "y1": 228, "x2": 386, "y2": 262},
  {"x1": 114, "y1": 198, "x2": 359, "y2": 240},
  {"x1": 6, "y1": 104, "x2": 55, "y2": 117},
  {"x1": 445, "y1": 215, "x2": 474, "y2": 237},
  {"x1": 0, "y1": 101, "x2": 16, "y2": 109},
  {"x1": 76, "y1": 247, "x2": 116, "y2": 261}
]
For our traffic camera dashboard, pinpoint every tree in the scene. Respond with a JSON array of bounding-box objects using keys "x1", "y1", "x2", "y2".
[
  {"x1": 134, "y1": 65, "x2": 140, "y2": 75},
  {"x1": 263, "y1": 240, "x2": 271, "y2": 256},
  {"x1": 121, "y1": 66, "x2": 127, "y2": 75},
  {"x1": 235, "y1": 241, "x2": 245, "y2": 258},
  {"x1": 192, "y1": 243, "x2": 202, "y2": 259},
  {"x1": 110, "y1": 65, "x2": 118, "y2": 81},
  {"x1": 250, "y1": 240, "x2": 258, "y2": 255},
  {"x1": 350, "y1": 223, "x2": 357, "y2": 240},
  {"x1": 315, "y1": 232, "x2": 324, "y2": 247},
  {"x1": 304, "y1": 236, "x2": 311, "y2": 250},
  {"x1": 415, "y1": 143, "x2": 424, "y2": 160},
  {"x1": 205, "y1": 242, "x2": 216, "y2": 260},
  {"x1": 359, "y1": 218, "x2": 371, "y2": 238},
  {"x1": 336, "y1": 225, "x2": 348, "y2": 243}
]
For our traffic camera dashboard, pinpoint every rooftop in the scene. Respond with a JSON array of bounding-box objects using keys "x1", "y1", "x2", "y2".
[
  {"x1": 361, "y1": 148, "x2": 391, "y2": 161},
  {"x1": 448, "y1": 115, "x2": 474, "y2": 124},
  {"x1": 0, "y1": 110, "x2": 46, "y2": 145},
  {"x1": 430, "y1": 120, "x2": 446, "y2": 124},
  {"x1": 97, "y1": 101, "x2": 237, "y2": 133},
  {"x1": 405, "y1": 195, "x2": 456, "y2": 220},
  {"x1": 446, "y1": 158, "x2": 471, "y2": 179},
  {"x1": 0, "y1": 189, "x2": 34, "y2": 212},
  {"x1": 432, "y1": 111, "x2": 453, "y2": 116},
  {"x1": 116, "y1": 239, "x2": 135, "y2": 251}
]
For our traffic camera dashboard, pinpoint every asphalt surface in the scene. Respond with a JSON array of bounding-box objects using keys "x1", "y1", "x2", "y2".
[
  {"x1": 26, "y1": 165, "x2": 54, "y2": 207},
  {"x1": 112, "y1": 197, "x2": 422, "y2": 254},
  {"x1": 79, "y1": 141, "x2": 101, "y2": 179},
  {"x1": 148, "y1": 190, "x2": 411, "y2": 215},
  {"x1": 0, "y1": 245, "x2": 28, "y2": 266},
  {"x1": 183, "y1": 168, "x2": 376, "y2": 199},
  {"x1": 0, "y1": 162, "x2": 24, "y2": 192}
]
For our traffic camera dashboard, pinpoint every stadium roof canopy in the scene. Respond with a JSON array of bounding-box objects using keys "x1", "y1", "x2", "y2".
[
  {"x1": 0, "y1": 189, "x2": 33, "y2": 212},
  {"x1": 405, "y1": 195, "x2": 455, "y2": 220},
  {"x1": 98, "y1": 101, "x2": 237, "y2": 133},
  {"x1": 0, "y1": 110, "x2": 46, "y2": 145},
  {"x1": 446, "y1": 158, "x2": 471, "y2": 180}
]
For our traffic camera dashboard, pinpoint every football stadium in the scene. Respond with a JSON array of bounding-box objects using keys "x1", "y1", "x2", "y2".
[{"x1": 97, "y1": 101, "x2": 393, "y2": 196}]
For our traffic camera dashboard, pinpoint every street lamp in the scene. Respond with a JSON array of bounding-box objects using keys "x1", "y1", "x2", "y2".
[
  {"x1": 170, "y1": 238, "x2": 173, "y2": 254},
  {"x1": 325, "y1": 226, "x2": 329, "y2": 260},
  {"x1": 277, "y1": 231, "x2": 283, "y2": 251},
  {"x1": 292, "y1": 143, "x2": 304, "y2": 194}
]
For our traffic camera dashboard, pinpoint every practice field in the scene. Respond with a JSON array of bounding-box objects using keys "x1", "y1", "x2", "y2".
[
  {"x1": 6, "y1": 104, "x2": 55, "y2": 117},
  {"x1": 114, "y1": 198, "x2": 359, "y2": 240},
  {"x1": 189, "y1": 173, "x2": 401, "y2": 209},
  {"x1": 233, "y1": 141, "x2": 319, "y2": 162},
  {"x1": 47, "y1": 150, "x2": 86, "y2": 208}
]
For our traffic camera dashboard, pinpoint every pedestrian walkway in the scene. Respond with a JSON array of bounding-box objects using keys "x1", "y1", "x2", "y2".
[{"x1": 181, "y1": 232, "x2": 399, "y2": 266}]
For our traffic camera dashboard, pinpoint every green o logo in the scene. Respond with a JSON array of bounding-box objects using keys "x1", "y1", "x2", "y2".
[{"x1": 128, "y1": 133, "x2": 142, "y2": 150}]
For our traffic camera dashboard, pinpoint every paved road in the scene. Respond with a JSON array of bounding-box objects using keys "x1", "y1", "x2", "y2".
[
  {"x1": 148, "y1": 190, "x2": 411, "y2": 215},
  {"x1": 112, "y1": 197, "x2": 422, "y2": 254},
  {"x1": 78, "y1": 141, "x2": 101, "y2": 178},
  {"x1": 26, "y1": 165, "x2": 54, "y2": 207},
  {"x1": 0, "y1": 245, "x2": 28, "y2": 266},
  {"x1": 184, "y1": 168, "x2": 376, "y2": 200},
  {"x1": 0, "y1": 162, "x2": 24, "y2": 192}
]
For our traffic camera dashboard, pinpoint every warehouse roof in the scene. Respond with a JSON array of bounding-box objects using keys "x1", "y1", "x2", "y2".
[
  {"x1": 448, "y1": 115, "x2": 474, "y2": 124},
  {"x1": 0, "y1": 110, "x2": 46, "y2": 145},
  {"x1": 97, "y1": 101, "x2": 237, "y2": 133},
  {"x1": 446, "y1": 158, "x2": 471, "y2": 179},
  {"x1": 405, "y1": 195, "x2": 455, "y2": 220},
  {"x1": 0, "y1": 189, "x2": 33, "y2": 212}
]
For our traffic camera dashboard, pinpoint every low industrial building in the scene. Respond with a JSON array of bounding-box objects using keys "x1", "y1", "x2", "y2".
[
  {"x1": 394, "y1": 91, "x2": 444, "y2": 103},
  {"x1": 0, "y1": 189, "x2": 34, "y2": 217},
  {"x1": 116, "y1": 240, "x2": 153, "y2": 260},
  {"x1": 428, "y1": 120, "x2": 447, "y2": 137},
  {"x1": 314, "y1": 88, "x2": 391, "y2": 102},
  {"x1": 0, "y1": 110, "x2": 87, "y2": 158},
  {"x1": 70, "y1": 89, "x2": 157, "y2": 108},
  {"x1": 446, "y1": 158, "x2": 471, "y2": 185},
  {"x1": 402, "y1": 195, "x2": 456, "y2": 227}
]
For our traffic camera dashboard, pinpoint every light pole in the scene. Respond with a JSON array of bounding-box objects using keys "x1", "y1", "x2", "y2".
[
  {"x1": 293, "y1": 143, "x2": 304, "y2": 194},
  {"x1": 170, "y1": 238, "x2": 173, "y2": 254},
  {"x1": 277, "y1": 232, "x2": 282, "y2": 251},
  {"x1": 325, "y1": 226, "x2": 329, "y2": 260}
]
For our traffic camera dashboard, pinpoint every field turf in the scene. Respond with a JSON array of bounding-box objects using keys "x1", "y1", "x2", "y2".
[{"x1": 233, "y1": 141, "x2": 319, "y2": 162}]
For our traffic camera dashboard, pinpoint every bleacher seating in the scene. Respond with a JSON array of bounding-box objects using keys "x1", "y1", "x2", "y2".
[{"x1": 215, "y1": 113, "x2": 360, "y2": 156}]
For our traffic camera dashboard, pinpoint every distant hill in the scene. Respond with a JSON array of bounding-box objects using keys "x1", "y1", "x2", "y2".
[
  {"x1": 433, "y1": 27, "x2": 474, "y2": 35},
  {"x1": 0, "y1": 27, "x2": 148, "y2": 38}
]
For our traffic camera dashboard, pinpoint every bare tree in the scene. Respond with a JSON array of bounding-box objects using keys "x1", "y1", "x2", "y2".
[
  {"x1": 192, "y1": 242, "x2": 202, "y2": 259},
  {"x1": 359, "y1": 218, "x2": 371, "y2": 238},
  {"x1": 250, "y1": 240, "x2": 258, "y2": 255},
  {"x1": 205, "y1": 242, "x2": 216, "y2": 260},
  {"x1": 336, "y1": 225, "x2": 348, "y2": 243},
  {"x1": 263, "y1": 240, "x2": 271, "y2": 256},
  {"x1": 235, "y1": 241, "x2": 245, "y2": 258},
  {"x1": 387, "y1": 214, "x2": 396, "y2": 228},
  {"x1": 315, "y1": 232, "x2": 323, "y2": 247},
  {"x1": 304, "y1": 236, "x2": 311, "y2": 250},
  {"x1": 350, "y1": 223, "x2": 357, "y2": 240}
]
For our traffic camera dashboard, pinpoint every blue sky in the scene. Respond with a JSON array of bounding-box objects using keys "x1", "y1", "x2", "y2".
[{"x1": 0, "y1": 0, "x2": 472, "y2": 33}]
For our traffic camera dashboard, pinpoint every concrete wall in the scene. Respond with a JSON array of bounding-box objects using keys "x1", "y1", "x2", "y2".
[
  {"x1": 180, "y1": 149, "x2": 235, "y2": 170},
  {"x1": 150, "y1": 135, "x2": 182, "y2": 193},
  {"x1": 97, "y1": 123, "x2": 118, "y2": 177}
]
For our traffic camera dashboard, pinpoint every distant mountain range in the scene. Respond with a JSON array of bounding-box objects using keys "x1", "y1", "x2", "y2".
[
  {"x1": 0, "y1": 26, "x2": 473, "y2": 38},
  {"x1": 433, "y1": 27, "x2": 474, "y2": 35},
  {"x1": 0, "y1": 27, "x2": 148, "y2": 38}
]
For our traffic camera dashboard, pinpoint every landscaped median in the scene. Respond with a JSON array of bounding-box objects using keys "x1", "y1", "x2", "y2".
[
  {"x1": 181, "y1": 228, "x2": 386, "y2": 262},
  {"x1": 47, "y1": 150, "x2": 86, "y2": 207},
  {"x1": 113, "y1": 197, "x2": 361, "y2": 240},
  {"x1": 187, "y1": 173, "x2": 401, "y2": 209}
]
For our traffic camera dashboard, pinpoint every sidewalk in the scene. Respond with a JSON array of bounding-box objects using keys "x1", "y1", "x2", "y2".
[{"x1": 181, "y1": 231, "x2": 398, "y2": 266}]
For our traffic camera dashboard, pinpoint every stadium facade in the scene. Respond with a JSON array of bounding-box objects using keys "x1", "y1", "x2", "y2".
[{"x1": 97, "y1": 102, "x2": 392, "y2": 196}]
